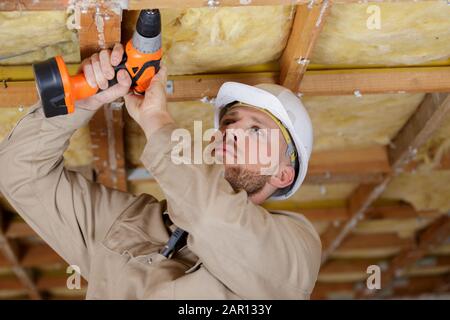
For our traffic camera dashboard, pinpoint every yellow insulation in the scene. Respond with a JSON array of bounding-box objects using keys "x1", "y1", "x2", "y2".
[
  {"x1": 0, "y1": 11, "x2": 80, "y2": 65},
  {"x1": 123, "y1": 6, "x2": 294, "y2": 75},
  {"x1": 0, "y1": 107, "x2": 92, "y2": 168},
  {"x1": 302, "y1": 93, "x2": 425, "y2": 151},
  {"x1": 312, "y1": 2, "x2": 450, "y2": 66},
  {"x1": 416, "y1": 112, "x2": 450, "y2": 170},
  {"x1": 382, "y1": 171, "x2": 450, "y2": 213}
]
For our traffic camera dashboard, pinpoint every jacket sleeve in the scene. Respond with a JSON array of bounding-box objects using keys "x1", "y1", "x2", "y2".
[
  {"x1": 0, "y1": 102, "x2": 138, "y2": 279},
  {"x1": 140, "y1": 123, "x2": 322, "y2": 299}
]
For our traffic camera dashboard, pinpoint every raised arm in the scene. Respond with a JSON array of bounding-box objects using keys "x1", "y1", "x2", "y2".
[{"x1": 0, "y1": 45, "x2": 136, "y2": 279}]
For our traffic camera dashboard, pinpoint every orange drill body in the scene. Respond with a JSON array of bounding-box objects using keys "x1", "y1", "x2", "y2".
[{"x1": 33, "y1": 9, "x2": 162, "y2": 118}]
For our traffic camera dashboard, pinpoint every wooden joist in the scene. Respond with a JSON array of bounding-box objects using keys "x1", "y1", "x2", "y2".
[
  {"x1": 299, "y1": 67, "x2": 450, "y2": 95},
  {"x1": 1, "y1": 204, "x2": 441, "y2": 242},
  {"x1": 312, "y1": 274, "x2": 450, "y2": 299},
  {"x1": 357, "y1": 214, "x2": 450, "y2": 298},
  {"x1": 280, "y1": 0, "x2": 332, "y2": 92},
  {"x1": 0, "y1": 210, "x2": 41, "y2": 299},
  {"x1": 3, "y1": 67, "x2": 450, "y2": 108},
  {"x1": 320, "y1": 93, "x2": 450, "y2": 264},
  {"x1": 127, "y1": 145, "x2": 390, "y2": 185},
  {"x1": 78, "y1": 5, "x2": 128, "y2": 192},
  {"x1": 308, "y1": 146, "x2": 390, "y2": 175},
  {"x1": 339, "y1": 233, "x2": 414, "y2": 251}
]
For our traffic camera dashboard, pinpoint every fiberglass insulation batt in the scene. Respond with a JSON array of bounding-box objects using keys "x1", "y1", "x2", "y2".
[
  {"x1": 311, "y1": 2, "x2": 450, "y2": 66},
  {"x1": 0, "y1": 11, "x2": 80, "y2": 65},
  {"x1": 123, "y1": 6, "x2": 295, "y2": 75}
]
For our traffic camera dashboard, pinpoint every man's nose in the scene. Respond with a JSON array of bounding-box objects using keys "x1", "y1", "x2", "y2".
[{"x1": 223, "y1": 128, "x2": 238, "y2": 144}]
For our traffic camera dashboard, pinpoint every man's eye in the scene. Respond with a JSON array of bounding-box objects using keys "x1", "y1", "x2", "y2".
[
  {"x1": 249, "y1": 126, "x2": 261, "y2": 134},
  {"x1": 221, "y1": 119, "x2": 234, "y2": 126}
]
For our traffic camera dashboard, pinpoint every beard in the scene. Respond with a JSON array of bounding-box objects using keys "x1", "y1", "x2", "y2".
[{"x1": 224, "y1": 166, "x2": 269, "y2": 196}]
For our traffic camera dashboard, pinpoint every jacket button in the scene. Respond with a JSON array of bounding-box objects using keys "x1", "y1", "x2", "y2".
[{"x1": 147, "y1": 257, "x2": 153, "y2": 264}]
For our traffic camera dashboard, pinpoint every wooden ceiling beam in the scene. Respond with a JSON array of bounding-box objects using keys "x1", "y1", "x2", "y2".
[
  {"x1": 78, "y1": 4, "x2": 127, "y2": 192},
  {"x1": 299, "y1": 67, "x2": 450, "y2": 96},
  {"x1": 311, "y1": 274, "x2": 450, "y2": 300},
  {"x1": 3, "y1": 67, "x2": 450, "y2": 108},
  {"x1": 357, "y1": 214, "x2": 450, "y2": 298},
  {"x1": 0, "y1": 210, "x2": 41, "y2": 299},
  {"x1": 280, "y1": 1, "x2": 332, "y2": 92},
  {"x1": 1, "y1": 204, "x2": 441, "y2": 241},
  {"x1": 321, "y1": 94, "x2": 450, "y2": 264}
]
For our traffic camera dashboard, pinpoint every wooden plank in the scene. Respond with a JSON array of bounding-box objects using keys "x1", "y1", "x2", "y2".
[
  {"x1": 339, "y1": 233, "x2": 414, "y2": 251},
  {"x1": 166, "y1": 72, "x2": 277, "y2": 101},
  {"x1": 312, "y1": 274, "x2": 450, "y2": 300},
  {"x1": 305, "y1": 172, "x2": 385, "y2": 185},
  {"x1": 358, "y1": 215, "x2": 450, "y2": 298},
  {"x1": 78, "y1": 5, "x2": 127, "y2": 192},
  {"x1": 2, "y1": 207, "x2": 438, "y2": 236},
  {"x1": 389, "y1": 94, "x2": 450, "y2": 169},
  {"x1": 89, "y1": 105, "x2": 128, "y2": 191},
  {"x1": 311, "y1": 282, "x2": 355, "y2": 299},
  {"x1": 0, "y1": 82, "x2": 38, "y2": 108},
  {"x1": 320, "y1": 258, "x2": 384, "y2": 275},
  {"x1": 366, "y1": 205, "x2": 441, "y2": 220},
  {"x1": 391, "y1": 274, "x2": 450, "y2": 298},
  {"x1": 299, "y1": 67, "x2": 450, "y2": 95},
  {"x1": 36, "y1": 274, "x2": 88, "y2": 291},
  {"x1": 20, "y1": 244, "x2": 65, "y2": 268},
  {"x1": 308, "y1": 146, "x2": 390, "y2": 175},
  {"x1": 5, "y1": 220, "x2": 36, "y2": 239},
  {"x1": 0, "y1": 211, "x2": 41, "y2": 299},
  {"x1": 127, "y1": 145, "x2": 390, "y2": 185},
  {"x1": 280, "y1": 1, "x2": 332, "y2": 92},
  {"x1": 78, "y1": 6, "x2": 123, "y2": 59},
  {"x1": 320, "y1": 94, "x2": 450, "y2": 264},
  {"x1": 3, "y1": 67, "x2": 450, "y2": 108}
]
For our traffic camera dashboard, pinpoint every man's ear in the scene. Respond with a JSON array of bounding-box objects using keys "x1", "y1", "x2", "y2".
[{"x1": 268, "y1": 165, "x2": 295, "y2": 189}]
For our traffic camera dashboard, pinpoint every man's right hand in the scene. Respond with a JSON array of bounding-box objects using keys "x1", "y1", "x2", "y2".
[{"x1": 75, "y1": 43, "x2": 132, "y2": 112}]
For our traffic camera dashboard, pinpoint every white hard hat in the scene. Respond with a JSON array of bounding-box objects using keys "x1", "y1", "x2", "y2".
[{"x1": 214, "y1": 82, "x2": 313, "y2": 200}]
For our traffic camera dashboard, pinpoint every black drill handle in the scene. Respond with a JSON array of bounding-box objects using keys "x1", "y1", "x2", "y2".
[
  {"x1": 100, "y1": 53, "x2": 160, "y2": 95},
  {"x1": 101, "y1": 54, "x2": 129, "y2": 91}
]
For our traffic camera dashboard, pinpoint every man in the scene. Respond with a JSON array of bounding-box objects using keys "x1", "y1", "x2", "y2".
[{"x1": 0, "y1": 43, "x2": 321, "y2": 299}]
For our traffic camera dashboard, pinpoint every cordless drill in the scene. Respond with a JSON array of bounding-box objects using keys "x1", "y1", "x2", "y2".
[{"x1": 32, "y1": 9, "x2": 162, "y2": 118}]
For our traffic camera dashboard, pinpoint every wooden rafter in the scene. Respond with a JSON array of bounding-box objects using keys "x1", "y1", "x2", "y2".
[
  {"x1": 78, "y1": 5, "x2": 127, "y2": 191},
  {"x1": 312, "y1": 274, "x2": 450, "y2": 299},
  {"x1": 127, "y1": 144, "x2": 390, "y2": 185},
  {"x1": 3, "y1": 66, "x2": 450, "y2": 108},
  {"x1": 1, "y1": 205, "x2": 442, "y2": 239},
  {"x1": 280, "y1": 0, "x2": 332, "y2": 92},
  {"x1": 321, "y1": 94, "x2": 450, "y2": 264},
  {"x1": 356, "y1": 214, "x2": 450, "y2": 298},
  {"x1": 0, "y1": 210, "x2": 41, "y2": 299}
]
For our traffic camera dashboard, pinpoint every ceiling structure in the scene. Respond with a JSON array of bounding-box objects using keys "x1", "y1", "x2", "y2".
[{"x1": 0, "y1": 0, "x2": 449, "y2": 299}]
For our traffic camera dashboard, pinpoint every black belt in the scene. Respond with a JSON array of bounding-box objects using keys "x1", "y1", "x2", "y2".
[{"x1": 160, "y1": 227, "x2": 188, "y2": 258}]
